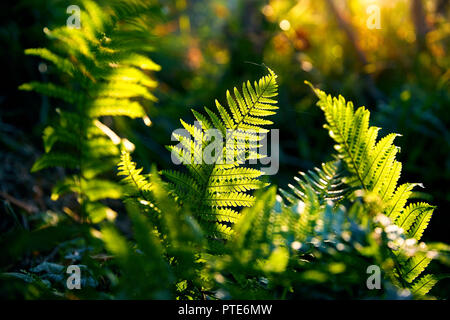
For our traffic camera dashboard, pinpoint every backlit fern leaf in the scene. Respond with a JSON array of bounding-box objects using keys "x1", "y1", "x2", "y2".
[
  {"x1": 281, "y1": 159, "x2": 348, "y2": 206},
  {"x1": 231, "y1": 187, "x2": 279, "y2": 252},
  {"x1": 307, "y1": 82, "x2": 438, "y2": 293},
  {"x1": 163, "y1": 69, "x2": 278, "y2": 244},
  {"x1": 401, "y1": 252, "x2": 432, "y2": 283},
  {"x1": 396, "y1": 203, "x2": 435, "y2": 241},
  {"x1": 410, "y1": 274, "x2": 438, "y2": 297},
  {"x1": 21, "y1": 0, "x2": 159, "y2": 223},
  {"x1": 118, "y1": 151, "x2": 152, "y2": 195}
]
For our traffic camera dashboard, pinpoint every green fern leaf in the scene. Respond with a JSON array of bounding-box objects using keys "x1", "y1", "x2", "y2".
[
  {"x1": 22, "y1": 0, "x2": 160, "y2": 223},
  {"x1": 406, "y1": 205, "x2": 435, "y2": 241},
  {"x1": 410, "y1": 274, "x2": 438, "y2": 296},
  {"x1": 401, "y1": 252, "x2": 432, "y2": 283},
  {"x1": 307, "y1": 82, "x2": 439, "y2": 291},
  {"x1": 283, "y1": 159, "x2": 348, "y2": 206},
  {"x1": 31, "y1": 153, "x2": 79, "y2": 172},
  {"x1": 163, "y1": 69, "x2": 278, "y2": 243},
  {"x1": 396, "y1": 203, "x2": 435, "y2": 236}
]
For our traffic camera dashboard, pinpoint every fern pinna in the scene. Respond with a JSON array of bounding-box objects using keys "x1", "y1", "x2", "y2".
[
  {"x1": 164, "y1": 68, "x2": 278, "y2": 244},
  {"x1": 305, "y1": 82, "x2": 439, "y2": 296},
  {"x1": 281, "y1": 159, "x2": 348, "y2": 206},
  {"x1": 20, "y1": 0, "x2": 159, "y2": 222}
]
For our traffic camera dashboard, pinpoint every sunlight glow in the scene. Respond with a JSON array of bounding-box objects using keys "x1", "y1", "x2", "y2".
[{"x1": 279, "y1": 19, "x2": 291, "y2": 31}]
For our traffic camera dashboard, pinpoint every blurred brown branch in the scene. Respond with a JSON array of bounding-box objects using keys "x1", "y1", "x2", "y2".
[
  {"x1": 411, "y1": 0, "x2": 430, "y2": 51},
  {"x1": 324, "y1": 0, "x2": 385, "y2": 103},
  {"x1": 0, "y1": 191, "x2": 38, "y2": 214}
]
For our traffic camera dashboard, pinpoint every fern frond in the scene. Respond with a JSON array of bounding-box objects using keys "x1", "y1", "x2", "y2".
[
  {"x1": 22, "y1": 0, "x2": 160, "y2": 222},
  {"x1": 232, "y1": 187, "x2": 278, "y2": 249},
  {"x1": 396, "y1": 203, "x2": 435, "y2": 238},
  {"x1": 42, "y1": 126, "x2": 79, "y2": 153},
  {"x1": 88, "y1": 99, "x2": 146, "y2": 118},
  {"x1": 293, "y1": 186, "x2": 321, "y2": 242},
  {"x1": 51, "y1": 177, "x2": 122, "y2": 202},
  {"x1": 203, "y1": 208, "x2": 241, "y2": 224},
  {"x1": 406, "y1": 205, "x2": 435, "y2": 241},
  {"x1": 384, "y1": 183, "x2": 421, "y2": 221},
  {"x1": 118, "y1": 151, "x2": 152, "y2": 195},
  {"x1": 308, "y1": 82, "x2": 439, "y2": 291},
  {"x1": 19, "y1": 82, "x2": 77, "y2": 104},
  {"x1": 283, "y1": 159, "x2": 348, "y2": 206},
  {"x1": 24, "y1": 48, "x2": 74, "y2": 75},
  {"x1": 163, "y1": 69, "x2": 278, "y2": 243},
  {"x1": 410, "y1": 274, "x2": 438, "y2": 296},
  {"x1": 400, "y1": 252, "x2": 432, "y2": 283},
  {"x1": 31, "y1": 153, "x2": 79, "y2": 172},
  {"x1": 308, "y1": 83, "x2": 391, "y2": 194}
]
